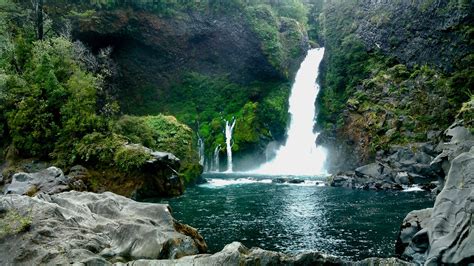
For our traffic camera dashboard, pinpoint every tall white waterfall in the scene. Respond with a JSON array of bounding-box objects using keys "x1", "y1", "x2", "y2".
[
  {"x1": 213, "y1": 145, "x2": 221, "y2": 172},
  {"x1": 254, "y1": 48, "x2": 327, "y2": 176},
  {"x1": 225, "y1": 119, "x2": 236, "y2": 172}
]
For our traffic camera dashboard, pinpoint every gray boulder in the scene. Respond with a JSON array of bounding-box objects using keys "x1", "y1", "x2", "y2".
[
  {"x1": 395, "y1": 208, "x2": 432, "y2": 263},
  {"x1": 328, "y1": 167, "x2": 405, "y2": 191},
  {"x1": 383, "y1": 143, "x2": 440, "y2": 181},
  {"x1": 425, "y1": 149, "x2": 474, "y2": 265},
  {"x1": 118, "y1": 241, "x2": 344, "y2": 266},
  {"x1": 119, "y1": 241, "x2": 415, "y2": 266},
  {"x1": 396, "y1": 149, "x2": 474, "y2": 265},
  {"x1": 355, "y1": 162, "x2": 393, "y2": 179},
  {"x1": 0, "y1": 191, "x2": 206, "y2": 265},
  {"x1": 5, "y1": 167, "x2": 71, "y2": 196}
]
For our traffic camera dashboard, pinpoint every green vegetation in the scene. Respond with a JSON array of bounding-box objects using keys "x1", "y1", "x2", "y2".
[
  {"x1": 123, "y1": 70, "x2": 292, "y2": 162},
  {"x1": 0, "y1": 1, "x2": 202, "y2": 184}
]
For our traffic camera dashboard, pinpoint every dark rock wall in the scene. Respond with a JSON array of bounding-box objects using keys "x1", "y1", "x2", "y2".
[{"x1": 356, "y1": 0, "x2": 473, "y2": 72}]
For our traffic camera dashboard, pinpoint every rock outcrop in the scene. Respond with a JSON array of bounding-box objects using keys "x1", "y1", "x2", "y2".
[
  {"x1": 69, "y1": 144, "x2": 189, "y2": 199},
  {"x1": 327, "y1": 161, "x2": 436, "y2": 192},
  {"x1": 0, "y1": 191, "x2": 207, "y2": 265},
  {"x1": 395, "y1": 148, "x2": 474, "y2": 264},
  {"x1": 2, "y1": 147, "x2": 185, "y2": 200},
  {"x1": 4, "y1": 166, "x2": 86, "y2": 196},
  {"x1": 129, "y1": 146, "x2": 185, "y2": 199},
  {"x1": 327, "y1": 123, "x2": 473, "y2": 192}
]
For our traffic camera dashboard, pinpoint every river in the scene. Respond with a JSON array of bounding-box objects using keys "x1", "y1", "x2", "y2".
[{"x1": 156, "y1": 173, "x2": 434, "y2": 261}]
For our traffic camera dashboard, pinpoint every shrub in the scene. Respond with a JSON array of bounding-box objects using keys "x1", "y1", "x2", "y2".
[{"x1": 113, "y1": 145, "x2": 152, "y2": 172}]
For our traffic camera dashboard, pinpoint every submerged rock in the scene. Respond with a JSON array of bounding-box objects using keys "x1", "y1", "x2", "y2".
[
  {"x1": 0, "y1": 191, "x2": 206, "y2": 265},
  {"x1": 396, "y1": 148, "x2": 474, "y2": 264}
]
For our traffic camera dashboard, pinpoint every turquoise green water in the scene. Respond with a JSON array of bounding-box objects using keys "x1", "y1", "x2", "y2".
[{"x1": 156, "y1": 173, "x2": 434, "y2": 260}]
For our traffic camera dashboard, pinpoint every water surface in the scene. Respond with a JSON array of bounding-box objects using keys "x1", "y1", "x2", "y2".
[{"x1": 156, "y1": 173, "x2": 434, "y2": 260}]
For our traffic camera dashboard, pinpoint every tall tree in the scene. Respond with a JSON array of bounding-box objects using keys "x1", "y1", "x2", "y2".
[{"x1": 35, "y1": 0, "x2": 43, "y2": 40}]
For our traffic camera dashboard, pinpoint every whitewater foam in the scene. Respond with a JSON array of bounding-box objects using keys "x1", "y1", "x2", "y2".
[
  {"x1": 402, "y1": 185, "x2": 424, "y2": 192},
  {"x1": 200, "y1": 178, "x2": 325, "y2": 188}
]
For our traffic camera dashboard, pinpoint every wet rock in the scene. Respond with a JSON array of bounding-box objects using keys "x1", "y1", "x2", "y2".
[
  {"x1": 350, "y1": 257, "x2": 414, "y2": 266},
  {"x1": 273, "y1": 178, "x2": 305, "y2": 184},
  {"x1": 394, "y1": 172, "x2": 411, "y2": 185},
  {"x1": 328, "y1": 170, "x2": 404, "y2": 191},
  {"x1": 66, "y1": 165, "x2": 88, "y2": 191},
  {"x1": 119, "y1": 242, "x2": 416, "y2": 266},
  {"x1": 0, "y1": 191, "x2": 206, "y2": 264},
  {"x1": 383, "y1": 144, "x2": 440, "y2": 180}
]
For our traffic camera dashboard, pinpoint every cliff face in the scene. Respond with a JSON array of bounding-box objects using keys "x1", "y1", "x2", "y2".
[
  {"x1": 62, "y1": 3, "x2": 309, "y2": 171},
  {"x1": 355, "y1": 0, "x2": 473, "y2": 72},
  {"x1": 316, "y1": 0, "x2": 473, "y2": 173},
  {"x1": 74, "y1": 9, "x2": 282, "y2": 96}
]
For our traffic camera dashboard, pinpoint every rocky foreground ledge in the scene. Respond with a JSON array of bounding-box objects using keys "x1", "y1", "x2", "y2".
[{"x1": 0, "y1": 191, "x2": 206, "y2": 265}]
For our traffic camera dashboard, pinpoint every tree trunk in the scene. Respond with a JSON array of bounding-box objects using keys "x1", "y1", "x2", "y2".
[{"x1": 36, "y1": 0, "x2": 43, "y2": 40}]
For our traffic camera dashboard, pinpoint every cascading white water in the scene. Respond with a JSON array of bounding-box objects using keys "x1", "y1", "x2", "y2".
[
  {"x1": 213, "y1": 145, "x2": 221, "y2": 172},
  {"x1": 197, "y1": 135, "x2": 205, "y2": 166},
  {"x1": 225, "y1": 119, "x2": 236, "y2": 172},
  {"x1": 254, "y1": 48, "x2": 327, "y2": 176}
]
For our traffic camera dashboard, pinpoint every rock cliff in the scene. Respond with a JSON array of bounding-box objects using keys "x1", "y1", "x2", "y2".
[{"x1": 316, "y1": 0, "x2": 473, "y2": 175}]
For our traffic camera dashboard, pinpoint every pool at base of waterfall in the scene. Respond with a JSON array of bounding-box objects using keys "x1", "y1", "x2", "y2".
[{"x1": 152, "y1": 173, "x2": 434, "y2": 261}]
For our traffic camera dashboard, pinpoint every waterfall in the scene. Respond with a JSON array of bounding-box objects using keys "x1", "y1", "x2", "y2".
[
  {"x1": 225, "y1": 119, "x2": 236, "y2": 172},
  {"x1": 197, "y1": 135, "x2": 205, "y2": 166},
  {"x1": 253, "y1": 48, "x2": 327, "y2": 176},
  {"x1": 213, "y1": 145, "x2": 221, "y2": 172}
]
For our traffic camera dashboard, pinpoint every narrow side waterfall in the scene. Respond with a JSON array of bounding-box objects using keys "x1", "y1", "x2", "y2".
[
  {"x1": 213, "y1": 145, "x2": 221, "y2": 172},
  {"x1": 254, "y1": 48, "x2": 327, "y2": 176},
  {"x1": 197, "y1": 135, "x2": 205, "y2": 166},
  {"x1": 225, "y1": 119, "x2": 236, "y2": 172}
]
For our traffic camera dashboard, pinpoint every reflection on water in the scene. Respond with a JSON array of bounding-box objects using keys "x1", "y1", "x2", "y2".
[{"x1": 154, "y1": 173, "x2": 434, "y2": 260}]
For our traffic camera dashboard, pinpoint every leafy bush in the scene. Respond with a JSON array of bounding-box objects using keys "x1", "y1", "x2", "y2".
[
  {"x1": 113, "y1": 145, "x2": 152, "y2": 172},
  {"x1": 74, "y1": 133, "x2": 125, "y2": 165},
  {"x1": 113, "y1": 115, "x2": 156, "y2": 148},
  {"x1": 144, "y1": 115, "x2": 197, "y2": 163}
]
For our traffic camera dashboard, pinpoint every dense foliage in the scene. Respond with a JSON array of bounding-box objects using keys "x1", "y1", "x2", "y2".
[{"x1": 0, "y1": 1, "x2": 201, "y2": 182}]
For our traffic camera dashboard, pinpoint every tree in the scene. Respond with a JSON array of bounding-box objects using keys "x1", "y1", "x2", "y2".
[{"x1": 35, "y1": 0, "x2": 43, "y2": 40}]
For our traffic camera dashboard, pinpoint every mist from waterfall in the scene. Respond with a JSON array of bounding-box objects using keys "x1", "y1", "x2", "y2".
[{"x1": 253, "y1": 48, "x2": 327, "y2": 176}]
